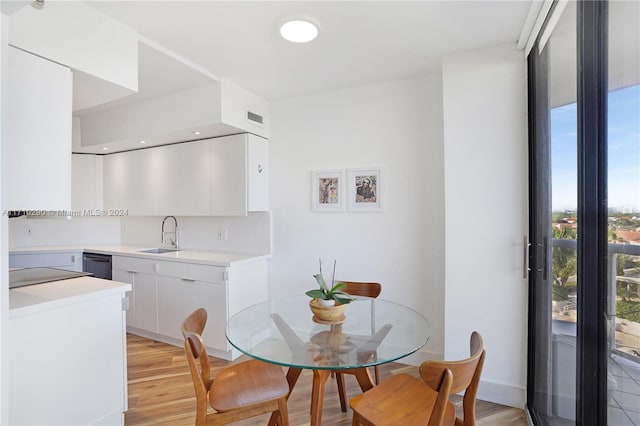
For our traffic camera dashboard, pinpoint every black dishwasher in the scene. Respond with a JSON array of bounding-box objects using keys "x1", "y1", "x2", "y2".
[{"x1": 82, "y1": 252, "x2": 112, "y2": 280}]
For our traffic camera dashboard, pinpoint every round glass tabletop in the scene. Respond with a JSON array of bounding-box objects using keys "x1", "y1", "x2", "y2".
[{"x1": 226, "y1": 295, "x2": 430, "y2": 370}]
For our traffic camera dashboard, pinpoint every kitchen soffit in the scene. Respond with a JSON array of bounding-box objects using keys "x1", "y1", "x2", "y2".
[{"x1": 73, "y1": 40, "x2": 216, "y2": 116}]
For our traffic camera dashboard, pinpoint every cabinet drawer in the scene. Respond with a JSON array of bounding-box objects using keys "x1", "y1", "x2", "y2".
[
  {"x1": 156, "y1": 261, "x2": 226, "y2": 283},
  {"x1": 10, "y1": 252, "x2": 80, "y2": 269},
  {"x1": 112, "y1": 256, "x2": 158, "y2": 274}
]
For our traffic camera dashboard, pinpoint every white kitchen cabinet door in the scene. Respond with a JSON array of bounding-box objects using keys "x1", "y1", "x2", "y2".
[
  {"x1": 247, "y1": 134, "x2": 269, "y2": 211},
  {"x1": 9, "y1": 251, "x2": 82, "y2": 271},
  {"x1": 211, "y1": 134, "x2": 269, "y2": 216},
  {"x1": 112, "y1": 269, "x2": 135, "y2": 328},
  {"x1": 104, "y1": 149, "x2": 158, "y2": 215},
  {"x1": 124, "y1": 149, "x2": 160, "y2": 216},
  {"x1": 7, "y1": 46, "x2": 72, "y2": 210},
  {"x1": 156, "y1": 276, "x2": 228, "y2": 351},
  {"x1": 131, "y1": 272, "x2": 157, "y2": 332},
  {"x1": 211, "y1": 134, "x2": 247, "y2": 216},
  {"x1": 156, "y1": 140, "x2": 211, "y2": 216},
  {"x1": 72, "y1": 154, "x2": 103, "y2": 211},
  {"x1": 103, "y1": 153, "x2": 127, "y2": 211}
]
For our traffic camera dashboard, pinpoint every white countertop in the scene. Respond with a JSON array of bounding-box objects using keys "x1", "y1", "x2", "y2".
[
  {"x1": 10, "y1": 276, "x2": 131, "y2": 317},
  {"x1": 9, "y1": 244, "x2": 270, "y2": 267}
]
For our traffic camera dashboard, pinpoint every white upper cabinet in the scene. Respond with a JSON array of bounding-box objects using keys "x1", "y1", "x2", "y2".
[
  {"x1": 6, "y1": 46, "x2": 72, "y2": 210},
  {"x1": 103, "y1": 149, "x2": 159, "y2": 216},
  {"x1": 247, "y1": 134, "x2": 269, "y2": 212},
  {"x1": 72, "y1": 154, "x2": 103, "y2": 211},
  {"x1": 156, "y1": 140, "x2": 211, "y2": 216},
  {"x1": 102, "y1": 134, "x2": 268, "y2": 216},
  {"x1": 212, "y1": 134, "x2": 269, "y2": 216}
]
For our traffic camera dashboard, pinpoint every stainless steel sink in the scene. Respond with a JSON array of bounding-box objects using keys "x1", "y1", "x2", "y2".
[{"x1": 137, "y1": 248, "x2": 180, "y2": 254}]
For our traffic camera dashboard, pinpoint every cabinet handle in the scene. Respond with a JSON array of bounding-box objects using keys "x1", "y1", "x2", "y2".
[
  {"x1": 181, "y1": 278, "x2": 196, "y2": 282},
  {"x1": 258, "y1": 164, "x2": 263, "y2": 173}
]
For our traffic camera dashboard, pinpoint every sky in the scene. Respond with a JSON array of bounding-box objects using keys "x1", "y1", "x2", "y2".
[{"x1": 551, "y1": 84, "x2": 640, "y2": 212}]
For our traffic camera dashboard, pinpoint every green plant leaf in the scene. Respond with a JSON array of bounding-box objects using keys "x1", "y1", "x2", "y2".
[
  {"x1": 333, "y1": 294, "x2": 354, "y2": 305},
  {"x1": 305, "y1": 289, "x2": 327, "y2": 299},
  {"x1": 330, "y1": 282, "x2": 346, "y2": 293},
  {"x1": 314, "y1": 274, "x2": 330, "y2": 292}
]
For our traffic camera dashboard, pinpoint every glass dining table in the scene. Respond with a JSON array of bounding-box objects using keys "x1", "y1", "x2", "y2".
[{"x1": 226, "y1": 295, "x2": 430, "y2": 426}]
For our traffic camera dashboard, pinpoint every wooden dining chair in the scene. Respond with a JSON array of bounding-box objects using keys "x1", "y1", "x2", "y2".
[
  {"x1": 334, "y1": 281, "x2": 382, "y2": 412},
  {"x1": 349, "y1": 331, "x2": 486, "y2": 426},
  {"x1": 181, "y1": 308, "x2": 290, "y2": 426},
  {"x1": 350, "y1": 366, "x2": 454, "y2": 426}
]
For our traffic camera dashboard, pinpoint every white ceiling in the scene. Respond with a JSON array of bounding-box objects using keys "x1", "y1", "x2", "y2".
[{"x1": 85, "y1": 1, "x2": 533, "y2": 102}]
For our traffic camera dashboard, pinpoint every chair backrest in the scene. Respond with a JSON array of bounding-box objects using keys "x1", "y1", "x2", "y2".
[
  {"x1": 427, "y1": 367, "x2": 453, "y2": 426},
  {"x1": 181, "y1": 308, "x2": 212, "y2": 424},
  {"x1": 419, "y1": 331, "x2": 486, "y2": 426},
  {"x1": 339, "y1": 281, "x2": 382, "y2": 298}
]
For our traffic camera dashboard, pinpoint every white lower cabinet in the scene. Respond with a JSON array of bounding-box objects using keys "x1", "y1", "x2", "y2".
[
  {"x1": 113, "y1": 269, "x2": 157, "y2": 331},
  {"x1": 9, "y1": 251, "x2": 82, "y2": 271},
  {"x1": 9, "y1": 286, "x2": 128, "y2": 425},
  {"x1": 157, "y1": 276, "x2": 227, "y2": 350},
  {"x1": 113, "y1": 255, "x2": 265, "y2": 359}
]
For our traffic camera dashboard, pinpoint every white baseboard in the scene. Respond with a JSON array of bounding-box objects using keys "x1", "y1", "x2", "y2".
[{"x1": 477, "y1": 379, "x2": 526, "y2": 408}]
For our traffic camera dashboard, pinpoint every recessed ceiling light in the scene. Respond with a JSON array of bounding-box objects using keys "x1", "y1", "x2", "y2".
[
  {"x1": 102, "y1": 147, "x2": 109, "y2": 151},
  {"x1": 193, "y1": 131, "x2": 201, "y2": 135},
  {"x1": 280, "y1": 19, "x2": 319, "y2": 43},
  {"x1": 139, "y1": 140, "x2": 146, "y2": 144}
]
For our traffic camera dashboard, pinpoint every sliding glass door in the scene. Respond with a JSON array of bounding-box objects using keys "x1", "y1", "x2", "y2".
[
  {"x1": 528, "y1": 1, "x2": 640, "y2": 425},
  {"x1": 606, "y1": 1, "x2": 640, "y2": 424},
  {"x1": 528, "y1": 2, "x2": 579, "y2": 423}
]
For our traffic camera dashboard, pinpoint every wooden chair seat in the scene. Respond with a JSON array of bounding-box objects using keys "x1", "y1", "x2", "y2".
[
  {"x1": 210, "y1": 359, "x2": 289, "y2": 412},
  {"x1": 350, "y1": 371, "x2": 454, "y2": 426}
]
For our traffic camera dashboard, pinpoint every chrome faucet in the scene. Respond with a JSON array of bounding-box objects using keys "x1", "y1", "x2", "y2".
[{"x1": 161, "y1": 216, "x2": 179, "y2": 249}]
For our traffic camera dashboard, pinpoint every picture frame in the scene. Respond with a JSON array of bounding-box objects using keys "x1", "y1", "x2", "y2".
[
  {"x1": 347, "y1": 168, "x2": 383, "y2": 212},
  {"x1": 311, "y1": 170, "x2": 345, "y2": 212}
]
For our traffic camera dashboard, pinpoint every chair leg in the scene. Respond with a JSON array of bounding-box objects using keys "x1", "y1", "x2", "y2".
[
  {"x1": 352, "y1": 412, "x2": 360, "y2": 426},
  {"x1": 277, "y1": 396, "x2": 290, "y2": 426},
  {"x1": 336, "y1": 372, "x2": 348, "y2": 412}
]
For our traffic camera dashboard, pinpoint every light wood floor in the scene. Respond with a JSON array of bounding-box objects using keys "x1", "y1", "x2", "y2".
[{"x1": 125, "y1": 334, "x2": 527, "y2": 425}]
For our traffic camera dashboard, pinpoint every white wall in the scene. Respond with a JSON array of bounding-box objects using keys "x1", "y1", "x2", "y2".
[
  {"x1": 269, "y1": 76, "x2": 446, "y2": 358},
  {"x1": 9, "y1": 216, "x2": 121, "y2": 248},
  {"x1": 8, "y1": 213, "x2": 271, "y2": 255},
  {"x1": 120, "y1": 213, "x2": 271, "y2": 254},
  {"x1": 442, "y1": 44, "x2": 528, "y2": 408}
]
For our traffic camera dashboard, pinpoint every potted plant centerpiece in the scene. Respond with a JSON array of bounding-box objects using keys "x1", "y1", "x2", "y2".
[{"x1": 306, "y1": 260, "x2": 354, "y2": 323}]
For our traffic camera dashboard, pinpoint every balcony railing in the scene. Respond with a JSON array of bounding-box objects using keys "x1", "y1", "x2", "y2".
[{"x1": 552, "y1": 238, "x2": 640, "y2": 361}]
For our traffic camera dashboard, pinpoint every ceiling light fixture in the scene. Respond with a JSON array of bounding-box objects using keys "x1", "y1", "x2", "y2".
[
  {"x1": 102, "y1": 147, "x2": 109, "y2": 151},
  {"x1": 193, "y1": 131, "x2": 201, "y2": 135},
  {"x1": 139, "y1": 140, "x2": 146, "y2": 144},
  {"x1": 279, "y1": 18, "x2": 319, "y2": 43}
]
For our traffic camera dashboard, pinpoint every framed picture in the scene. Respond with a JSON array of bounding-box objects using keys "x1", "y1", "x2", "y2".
[
  {"x1": 348, "y1": 168, "x2": 383, "y2": 211},
  {"x1": 311, "y1": 170, "x2": 345, "y2": 212}
]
